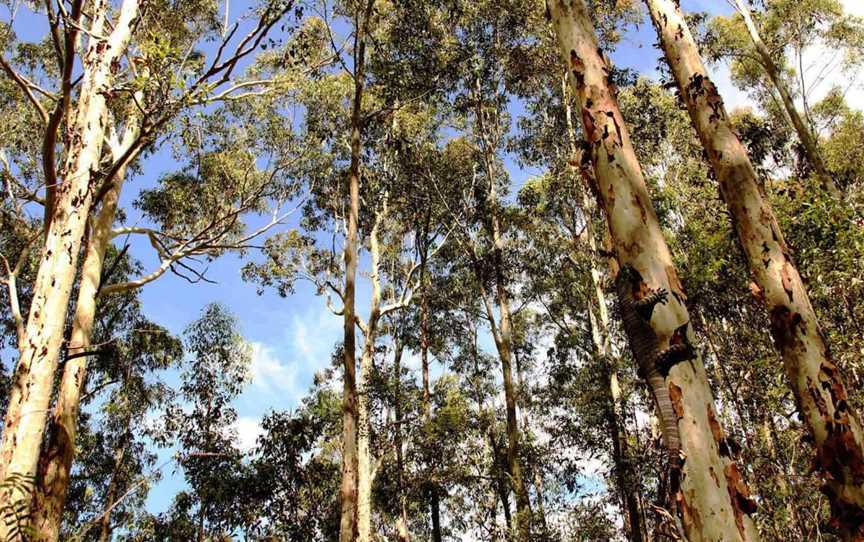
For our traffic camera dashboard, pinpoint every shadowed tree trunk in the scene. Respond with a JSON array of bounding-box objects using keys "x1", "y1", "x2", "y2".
[
  {"x1": 418, "y1": 219, "x2": 443, "y2": 542},
  {"x1": 645, "y1": 1, "x2": 864, "y2": 537},
  {"x1": 0, "y1": 3, "x2": 140, "y2": 538},
  {"x1": 339, "y1": 19, "x2": 365, "y2": 542},
  {"x1": 548, "y1": 1, "x2": 760, "y2": 540},
  {"x1": 471, "y1": 77, "x2": 533, "y2": 541},
  {"x1": 393, "y1": 338, "x2": 410, "y2": 541}
]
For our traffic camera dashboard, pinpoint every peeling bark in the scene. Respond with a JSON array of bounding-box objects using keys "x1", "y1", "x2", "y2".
[
  {"x1": 645, "y1": 0, "x2": 864, "y2": 537},
  {"x1": 0, "y1": 2, "x2": 140, "y2": 538},
  {"x1": 548, "y1": 1, "x2": 759, "y2": 540}
]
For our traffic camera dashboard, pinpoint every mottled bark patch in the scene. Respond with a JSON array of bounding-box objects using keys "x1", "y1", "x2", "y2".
[
  {"x1": 706, "y1": 406, "x2": 725, "y2": 452},
  {"x1": 724, "y1": 462, "x2": 758, "y2": 540},
  {"x1": 708, "y1": 465, "x2": 720, "y2": 488},
  {"x1": 678, "y1": 489, "x2": 703, "y2": 534},
  {"x1": 669, "y1": 382, "x2": 684, "y2": 420},
  {"x1": 768, "y1": 305, "x2": 804, "y2": 352},
  {"x1": 664, "y1": 265, "x2": 686, "y2": 302},
  {"x1": 780, "y1": 264, "x2": 795, "y2": 302}
]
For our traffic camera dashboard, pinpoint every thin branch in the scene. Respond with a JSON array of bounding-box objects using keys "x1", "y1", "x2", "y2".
[{"x1": 0, "y1": 55, "x2": 50, "y2": 123}]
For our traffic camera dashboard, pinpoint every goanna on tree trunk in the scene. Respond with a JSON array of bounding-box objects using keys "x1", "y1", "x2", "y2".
[
  {"x1": 645, "y1": 0, "x2": 864, "y2": 537},
  {"x1": 547, "y1": 1, "x2": 760, "y2": 540},
  {"x1": 0, "y1": 2, "x2": 140, "y2": 539}
]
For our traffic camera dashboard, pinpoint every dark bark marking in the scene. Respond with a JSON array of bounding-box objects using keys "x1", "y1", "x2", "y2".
[
  {"x1": 669, "y1": 382, "x2": 684, "y2": 420},
  {"x1": 725, "y1": 462, "x2": 758, "y2": 540},
  {"x1": 768, "y1": 305, "x2": 804, "y2": 352},
  {"x1": 569, "y1": 50, "x2": 585, "y2": 88}
]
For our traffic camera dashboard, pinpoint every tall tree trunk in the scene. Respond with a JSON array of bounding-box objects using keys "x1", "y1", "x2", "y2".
[
  {"x1": 513, "y1": 352, "x2": 548, "y2": 535},
  {"x1": 98, "y1": 424, "x2": 131, "y2": 542},
  {"x1": 548, "y1": 2, "x2": 760, "y2": 541},
  {"x1": 339, "y1": 4, "x2": 377, "y2": 538},
  {"x1": 32, "y1": 107, "x2": 141, "y2": 542},
  {"x1": 339, "y1": 25, "x2": 364, "y2": 542},
  {"x1": 645, "y1": 1, "x2": 864, "y2": 537},
  {"x1": 429, "y1": 488, "x2": 442, "y2": 542},
  {"x1": 356, "y1": 346, "x2": 372, "y2": 542},
  {"x1": 473, "y1": 81, "x2": 532, "y2": 540},
  {"x1": 356, "y1": 210, "x2": 385, "y2": 542},
  {"x1": 393, "y1": 340, "x2": 410, "y2": 541},
  {"x1": 489, "y1": 430, "x2": 513, "y2": 536},
  {"x1": 564, "y1": 74, "x2": 646, "y2": 542},
  {"x1": 418, "y1": 218, "x2": 442, "y2": 542},
  {"x1": 732, "y1": 0, "x2": 839, "y2": 196},
  {"x1": 0, "y1": 3, "x2": 139, "y2": 538},
  {"x1": 419, "y1": 218, "x2": 432, "y2": 418}
]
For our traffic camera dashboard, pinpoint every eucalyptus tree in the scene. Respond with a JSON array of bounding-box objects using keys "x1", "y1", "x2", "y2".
[
  {"x1": 167, "y1": 303, "x2": 251, "y2": 542},
  {"x1": 245, "y1": 376, "x2": 343, "y2": 540},
  {"x1": 0, "y1": 1, "x2": 299, "y2": 533},
  {"x1": 509, "y1": 22, "x2": 649, "y2": 533},
  {"x1": 0, "y1": 5, "x2": 142, "y2": 529},
  {"x1": 615, "y1": 75, "x2": 831, "y2": 541},
  {"x1": 549, "y1": 1, "x2": 760, "y2": 540},
  {"x1": 646, "y1": 1, "x2": 864, "y2": 537}
]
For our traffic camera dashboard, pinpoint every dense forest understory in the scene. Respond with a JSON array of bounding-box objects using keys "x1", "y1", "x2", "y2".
[{"x1": 1, "y1": 0, "x2": 863, "y2": 540}]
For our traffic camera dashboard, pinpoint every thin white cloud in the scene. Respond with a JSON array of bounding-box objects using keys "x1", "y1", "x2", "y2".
[
  {"x1": 249, "y1": 341, "x2": 301, "y2": 395},
  {"x1": 288, "y1": 304, "x2": 342, "y2": 366},
  {"x1": 234, "y1": 416, "x2": 264, "y2": 452}
]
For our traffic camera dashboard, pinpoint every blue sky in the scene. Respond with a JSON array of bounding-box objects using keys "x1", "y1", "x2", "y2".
[{"x1": 4, "y1": 0, "x2": 863, "y2": 522}]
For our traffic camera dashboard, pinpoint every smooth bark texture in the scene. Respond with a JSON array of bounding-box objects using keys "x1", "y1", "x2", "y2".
[
  {"x1": 645, "y1": 0, "x2": 864, "y2": 537},
  {"x1": 732, "y1": 0, "x2": 839, "y2": 196},
  {"x1": 548, "y1": 1, "x2": 759, "y2": 540},
  {"x1": 339, "y1": 62, "x2": 362, "y2": 542},
  {"x1": 0, "y1": 2, "x2": 139, "y2": 537},
  {"x1": 32, "y1": 108, "x2": 141, "y2": 542},
  {"x1": 472, "y1": 81, "x2": 532, "y2": 541}
]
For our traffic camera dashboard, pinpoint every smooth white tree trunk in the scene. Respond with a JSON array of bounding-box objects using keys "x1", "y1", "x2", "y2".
[
  {"x1": 0, "y1": 2, "x2": 139, "y2": 538},
  {"x1": 548, "y1": 1, "x2": 760, "y2": 540},
  {"x1": 645, "y1": 0, "x2": 864, "y2": 537}
]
